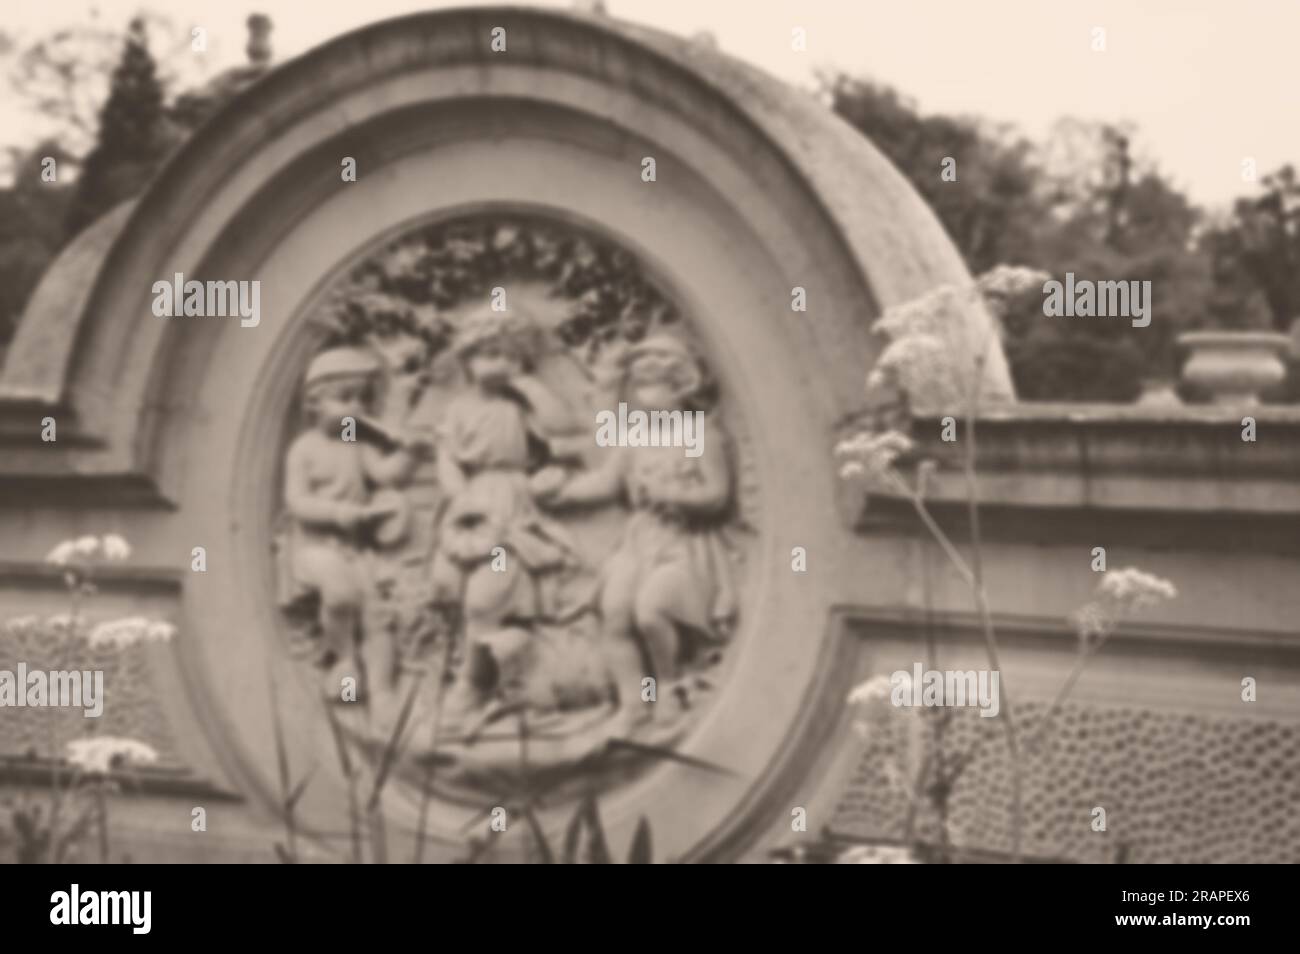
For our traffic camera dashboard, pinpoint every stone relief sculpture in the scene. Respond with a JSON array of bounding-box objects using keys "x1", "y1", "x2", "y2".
[
  {"x1": 273, "y1": 215, "x2": 752, "y2": 789},
  {"x1": 277, "y1": 347, "x2": 427, "y2": 688},
  {"x1": 429, "y1": 308, "x2": 584, "y2": 718},
  {"x1": 532, "y1": 334, "x2": 737, "y2": 732}
]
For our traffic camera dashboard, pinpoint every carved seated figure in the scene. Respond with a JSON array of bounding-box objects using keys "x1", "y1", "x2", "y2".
[
  {"x1": 278, "y1": 347, "x2": 419, "y2": 690},
  {"x1": 532, "y1": 334, "x2": 736, "y2": 722},
  {"x1": 429, "y1": 307, "x2": 581, "y2": 715}
]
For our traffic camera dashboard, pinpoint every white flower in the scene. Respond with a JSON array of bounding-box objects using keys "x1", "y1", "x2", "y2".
[
  {"x1": 85, "y1": 617, "x2": 177, "y2": 650},
  {"x1": 45, "y1": 540, "x2": 78, "y2": 566},
  {"x1": 871, "y1": 333, "x2": 969, "y2": 412},
  {"x1": 848, "y1": 673, "x2": 908, "y2": 737},
  {"x1": 1070, "y1": 602, "x2": 1112, "y2": 646},
  {"x1": 835, "y1": 429, "x2": 914, "y2": 487},
  {"x1": 44, "y1": 612, "x2": 81, "y2": 635},
  {"x1": 865, "y1": 280, "x2": 1015, "y2": 413},
  {"x1": 865, "y1": 364, "x2": 894, "y2": 394},
  {"x1": 1071, "y1": 568, "x2": 1178, "y2": 647},
  {"x1": 847, "y1": 674, "x2": 895, "y2": 706},
  {"x1": 875, "y1": 332, "x2": 951, "y2": 382},
  {"x1": 3, "y1": 615, "x2": 41, "y2": 636},
  {"x1": 837, "y1": 844, "x2": 922, "y2": 864},
  {"x1": 102, "y1": 534, "x2": 131, "y2": 561},
  {"x1": 975, "y1": 265, "x2": 1050, "y2": 327},
  {"x1": 975, "y1": 264, "x2": 1051, "y2": 302},
  {"x1": 65, "y1": 737, "x2": 159, "y2": 775},
  {"x1": 872, "y1": 286, "x2": 968, "y2": 342},
  {"x1": 1097, "y1": 567, "x2": 1178, "y2": 612},
  {"x1": 73, "y1": 535, "x2": 101, "y2": 557}
]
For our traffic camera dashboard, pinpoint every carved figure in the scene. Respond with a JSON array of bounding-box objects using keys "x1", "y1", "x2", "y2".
[
  {"x1": 278, "y1": 347, "x2": 420, "y2": 686},
  {"x1": 533, "y1": 334, "x2": 736, "y2": 719},
  {"x1": 430, "y1": 306, "x2": 581, "y2": 713}
]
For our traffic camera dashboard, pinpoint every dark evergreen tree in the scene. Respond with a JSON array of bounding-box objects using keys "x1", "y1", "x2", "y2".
[{"x1": 62, "y1": 17, "x2": 167, "y2": 239}]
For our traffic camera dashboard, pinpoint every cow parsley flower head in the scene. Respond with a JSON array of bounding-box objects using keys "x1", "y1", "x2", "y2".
[
  {"x1": 872, "y1": 286, "x2": 968, "y2": 342},
  {"x1": 45, "y1": 540, "x2": 78, "y2": 566},
  {"x1": 1071, "y1": 602, "x2": 1111, "y2": 644},
  {"x1": 1097, "y1": 567, "x2": 1178, "y2": 612},
  {"x1": 975, "y1": 265, "x2": 1052, "y2": 318},
  {"x1": 847, "y1": 673, "x2": 896, "y2": 707},
  {"x1": 86, "y1": 617, "x2": 177, "y2": 650},
  {"x1": 1071, "y1": 567, "x2": 1178, "y2": 649},
  {"x1": 835, "y1": 429, "x2": 914, "y2": 486},
  {"x1": 865, "y1": 271, "x2": 1033, "y2": 414},
  {"x1": 73, "y1": 536, "x2": 101, "y2": 557},
  {"x1": 45, "y1": 533, "x2": 133, "y2": 566},
  {"x1": 102, "y1": 534, "x2": 131, "y2": 561},
  {"x1": 868, "y1": 286, "x2": 988, "y2": 413},
  {"x1": 3, "y1": 615, "x2": 41, "y2": 637},
  {"x1": 837, "y1": 844, "x2": 922, "y2": 864},
  {"x1": 65, "y1": 737, "x2": 158, "y2": 775},
  {"x1": 847, "y1": 672, "x2": 910, "y2": 739}
]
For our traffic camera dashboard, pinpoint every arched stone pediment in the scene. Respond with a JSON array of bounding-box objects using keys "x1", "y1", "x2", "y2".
[
  {"x1": 2, "y1": 7, "x2": 1006, "y2": 477},
  {"x1": 0, "y1": 7, "x2": 1008, "y2": 861}
]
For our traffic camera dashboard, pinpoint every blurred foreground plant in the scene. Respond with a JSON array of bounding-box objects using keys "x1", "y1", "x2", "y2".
[
  {"x1": 1, "y1": 534, "x2": 173, "y2": 863},
  {"x1": 837, "y1": 268, "x2": 1177, "y2": 862}
]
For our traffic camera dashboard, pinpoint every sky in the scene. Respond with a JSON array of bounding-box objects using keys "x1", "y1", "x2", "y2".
[{"x1": 3, "y1": 0, "x2": 1297, "y2": 207}]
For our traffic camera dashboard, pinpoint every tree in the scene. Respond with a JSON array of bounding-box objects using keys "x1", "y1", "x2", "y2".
[
  {"x1": 3, "y1": 12, "x2": 205, "y2": 186},
  {"x1": 1205, "y1": 165, "x2": 1300, "y2": 333},
  {"x1": 5, "y1": 25, "x2": 122, "y2": 169},
  {"x1": 62, "y1": 17, "x2": 169, "y2": 239},
  {"x1": 821, "y1": 76, "x2": 1043, "y2": 274},
  {"x1": 0, "y1": 143, "x2": 74, "y2": 352},
  {"x1": 821, "y1": 78, "x2": 1265, "y2": 400}
]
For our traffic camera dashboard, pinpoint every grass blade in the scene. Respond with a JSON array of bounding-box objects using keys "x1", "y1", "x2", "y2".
[
  {"x1": 520, "y1": 806, "x2": 555, "y2": 864},
  {"x1": 626, "y1": 816, "x2": 652, "y2": 864},
  {"x1": 323, "y1": 701, "x2": 363, "y2": 865},
  {"x1": 598, "y1": 737, "x2": 737, "y2": 776}
]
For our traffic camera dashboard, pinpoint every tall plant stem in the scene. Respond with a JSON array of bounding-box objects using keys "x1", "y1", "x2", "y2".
[
  {"x1": 267, "y1": 670, "x2": 299, "y2": 862},
  {"x1": 324, "y1": 702, "x2": 364, "y2": 865},
  {"x1": 963, "y1": 340, "x2": 1024, "y2": 863},
  {"x1": 95, "y1": 785, "x2": 110, "y2": 863},
  {"x1": 886, "y1": 470, "x2": 1023, "y2": 860},
  {"x1": 413, "y1": 629, "x2": 457, "y2": 864},
  {"x1": 886, "y1": 473, "x2": 974, "y2": 584},
  {"x1": 1026, "y1": 625, "x2": 1114, "y2": 751},
  {"x1": 907, "y1": 471, "x2": 952, "y2": 857},
  {"x1": 47, "y1": 574, "x2": 85, "y2": 862}
]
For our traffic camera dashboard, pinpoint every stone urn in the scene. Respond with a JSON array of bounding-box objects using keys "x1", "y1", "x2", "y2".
[{"x1": 1177, "y1": 331, "x2": 1292, "y2": 406}]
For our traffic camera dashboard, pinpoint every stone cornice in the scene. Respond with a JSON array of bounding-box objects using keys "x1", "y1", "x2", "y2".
[
  {"x1": 0, "y1": 561, "x2": 183, "y2": 593},
  {"x1": 847, "y1": 404, "x2": 1300, "y2": 548}
]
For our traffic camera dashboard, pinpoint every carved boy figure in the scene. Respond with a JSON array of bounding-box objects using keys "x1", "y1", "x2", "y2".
[
  {"x1": 430, "y1": 307, "x2": 580, "y2": 712},
  {"x1": 280, "y1": 347, "x2": 420, "y2": 687},
  {"x1": 532, "y1": 334, "x2": 736, "y2": 722}
]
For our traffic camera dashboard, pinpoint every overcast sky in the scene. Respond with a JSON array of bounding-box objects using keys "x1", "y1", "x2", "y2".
[{"x1": 4, "y1": 0, "x2": 1296, "y2": 207}]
